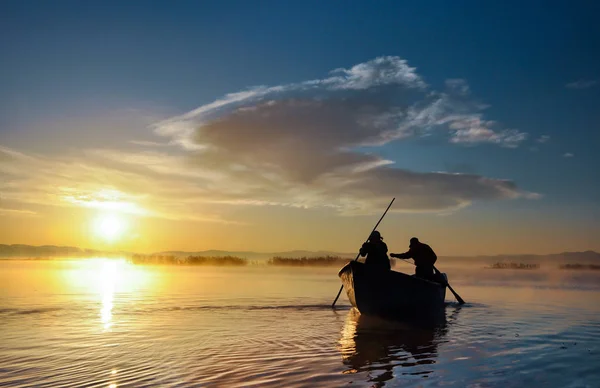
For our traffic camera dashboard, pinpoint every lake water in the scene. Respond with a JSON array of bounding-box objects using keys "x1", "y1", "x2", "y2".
[{"x1": 1, "y1": 259, "x2": 600, "y2": 387}]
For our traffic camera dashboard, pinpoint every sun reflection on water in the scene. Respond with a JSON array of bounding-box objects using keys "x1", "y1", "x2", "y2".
[
  {"x1": 99, "y1": 261, "x2": 120, "y2": 331},
  {"x1": 338, "y1": 309, "x2": 358, "y2": 358},
  {"x1": 62, "y1": 258, "x2": 155, "y2": 332}
]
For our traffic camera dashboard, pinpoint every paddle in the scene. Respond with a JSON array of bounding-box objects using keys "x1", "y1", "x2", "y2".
[
  {"x1": 331, "y1": 197, "x2": 395, "y2": 308},
  {"x1": 395, "y1": 257, "x2": 466, "y2": 305},
  {"x1": 433, "y1": 265, "x2": 465, "y2": 304}
]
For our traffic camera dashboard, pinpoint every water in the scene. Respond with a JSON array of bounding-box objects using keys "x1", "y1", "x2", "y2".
[{"x1": 1, "y1": 259, "x2": 599, "y2": 387}]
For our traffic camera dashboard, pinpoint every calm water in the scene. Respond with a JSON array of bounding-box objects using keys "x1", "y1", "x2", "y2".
[{"x1": 1, "y1": 259, "x2": 600, "y2": 387}]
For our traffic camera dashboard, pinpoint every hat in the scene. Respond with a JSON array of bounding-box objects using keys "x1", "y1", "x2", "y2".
[{"x1": 370, "y1": 231, "x2": 382, "y2": 240}]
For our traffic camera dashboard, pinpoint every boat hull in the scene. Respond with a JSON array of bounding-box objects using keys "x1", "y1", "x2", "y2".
[{"x1": 339, "y1": 261, "x2": 446, "y2": 323}]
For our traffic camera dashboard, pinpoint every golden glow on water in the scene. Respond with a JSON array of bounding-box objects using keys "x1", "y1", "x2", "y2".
[
  {"x1": 1, "y1": 261, "x2": 600, "y2": 387},
  {"x1": 60, "y1": 258, "x2": 156, "y2": 331},
  {"x1": 338, "y1": 309, "x2": 358, "y2": 358}
]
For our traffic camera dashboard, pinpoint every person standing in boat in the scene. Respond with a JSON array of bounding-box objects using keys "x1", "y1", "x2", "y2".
[
  {"x1": 359, "y1": 231, "x2": 391, "y2": 271},
  {"x1": 390, "y1": 237, "x2": 437, "y2": 281}
]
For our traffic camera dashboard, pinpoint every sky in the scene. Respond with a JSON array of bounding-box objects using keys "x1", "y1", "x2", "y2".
[{"x1": 1, "y1": 0, "x2": 599, "y2": 255}]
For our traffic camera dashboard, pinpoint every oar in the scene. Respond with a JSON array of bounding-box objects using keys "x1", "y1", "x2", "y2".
[
  {"x1": 331, "y1": 197, "x2": 395, "y2": 308},
  {"x1": 433, "y1": 265, "x2": 465, "y2": 305},
  {"x1": 396, "y1": 257, "x2": 466, "y2": 305}
]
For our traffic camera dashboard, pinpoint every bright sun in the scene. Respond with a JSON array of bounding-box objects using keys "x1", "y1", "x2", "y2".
[{"x1": 93, "y1": 214, "x2": 127, "y2": 242}]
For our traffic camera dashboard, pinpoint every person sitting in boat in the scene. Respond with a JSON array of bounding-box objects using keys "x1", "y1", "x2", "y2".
[
  {"x1": 359, "y1": 231, "x2": 391, "y2": 271},
  {"x1": 390, "y1": 237, "x2": 437, "y2": 281}
]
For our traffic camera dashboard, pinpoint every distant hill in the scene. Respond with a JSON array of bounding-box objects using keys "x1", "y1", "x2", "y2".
[
  {"x1": 154, "y1": 249, "x2": 357, "y2": 261},
  {"x1": 0, "y1": 244, "x2": 133, "y2": 258},
  {"x1": 441, "y1": 251, "x2": 600, "y2": 265},
  {"x1": 0, "y1": 244, "x2": 355, "y2": 261},
  {"x1": 1, "y1": 244, "x2": 599, "y2": 264}
]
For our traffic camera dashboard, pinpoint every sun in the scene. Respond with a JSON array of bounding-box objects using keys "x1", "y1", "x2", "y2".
[{"x1": 93, "y1": 213, "x2": 127, "y2": 242}]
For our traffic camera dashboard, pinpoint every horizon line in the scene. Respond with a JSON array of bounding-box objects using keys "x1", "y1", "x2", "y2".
[{"x1": 0, "y1": 243, "x2": 598, "y2": 258}]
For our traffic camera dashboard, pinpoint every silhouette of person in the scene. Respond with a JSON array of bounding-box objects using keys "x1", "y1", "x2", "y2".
[
  {"x1": 391, "y1": 237, "x2": 437, "y2": 281},
  {"x1": 359, "y1": 231, "x2": 390, "y2": 271}
]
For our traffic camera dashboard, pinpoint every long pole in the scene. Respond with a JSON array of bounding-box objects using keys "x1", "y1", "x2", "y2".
[{"x1": 331, "y1": 197, "x2": 395, "y2": 308}]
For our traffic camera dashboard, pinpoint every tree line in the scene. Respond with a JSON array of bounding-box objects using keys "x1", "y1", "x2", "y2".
[{"x1": 127, "y1": 254, "x2": 353, "y2": 267}]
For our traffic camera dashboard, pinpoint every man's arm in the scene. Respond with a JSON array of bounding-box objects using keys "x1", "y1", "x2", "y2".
[
  {"x1": 359, "y1": 243, "x2": 369, "y2": 257},
  {"x1": 390, "y1": 249, "x2": 411, "y2": 259}
]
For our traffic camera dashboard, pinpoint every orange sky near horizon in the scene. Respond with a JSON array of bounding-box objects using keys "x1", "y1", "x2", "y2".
[{"x1": 1, "y1": 188, "x2": 597, "y2": 255}]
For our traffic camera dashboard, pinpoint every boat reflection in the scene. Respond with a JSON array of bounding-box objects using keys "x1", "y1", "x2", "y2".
[{"x1": 338, "y1": 309, "x2": 448, "y2": 386}]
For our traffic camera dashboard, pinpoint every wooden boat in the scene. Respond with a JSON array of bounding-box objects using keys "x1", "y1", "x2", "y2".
[{"x1": 338, "y1": 261, "x2": 447, "y2": 324}]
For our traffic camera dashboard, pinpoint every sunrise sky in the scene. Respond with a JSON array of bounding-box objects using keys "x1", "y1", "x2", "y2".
[{"x1": 1, "y1": 1, "x2": 599, "y2": 255}]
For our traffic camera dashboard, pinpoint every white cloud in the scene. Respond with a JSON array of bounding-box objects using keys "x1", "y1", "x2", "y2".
[
  {"x1": 325, "y1": 56, "x2": 427, "y2": 90},
  {"x1": 563, "y1": 152, "x2": 574, "y2": 158},
  {"x1": 151, "y1": 56, "x2": 429, "y2": 150},
  {"x1": 155, "y1": 57, "x2": 528, "y2": 153},
  {"x1": 448, "y1": 117, "x2": 527, "y2": 147},
  {"x1": 566, "y1": 79, "x2": 598, "y2": 89}
]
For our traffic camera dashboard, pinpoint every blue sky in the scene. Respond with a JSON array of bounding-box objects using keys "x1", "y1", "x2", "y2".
[{"x1": 1, "y1": 1, "x2": 599, "y2": 254}]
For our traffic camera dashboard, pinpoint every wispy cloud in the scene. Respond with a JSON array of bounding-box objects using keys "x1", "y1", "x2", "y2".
[
  {"x1": 129, "y1": 140, "x2": 173, "y2": 147},
  {"x1": 444, "y1": 79, "x2": 470, "y2": 95},
  {"x1": 563, "y1": 152, "x2": 574, "y2": 158},
  {"x1": 565, "y1": 79, "x2": 598, "y2": 89},
  {"x1": 155, "y1": 57, "x2": 527, "y2": 150},
  {"x1": 0, "y1": 208, "x2": 38, "y2": 217},
  {"x1": 536, "y1": 135, "x2": 550, "y2": 143},
  {"x1": 0, "y1": 146, "x2": 241, "y2": 223},
  {"x1": 448, "y1": 117, "x2": 527, "y2": 147}
]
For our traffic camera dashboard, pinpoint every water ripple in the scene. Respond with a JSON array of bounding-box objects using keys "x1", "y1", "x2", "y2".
[{"x1": 1, "y1": 262, "x2": 600, "y2": 387}]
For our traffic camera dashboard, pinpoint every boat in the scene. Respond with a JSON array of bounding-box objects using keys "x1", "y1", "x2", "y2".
[{"x1": 338, "y1": 261, "x2": 447, "y2": 324}]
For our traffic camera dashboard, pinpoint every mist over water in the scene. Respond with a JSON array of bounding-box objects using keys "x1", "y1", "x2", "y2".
[{"x1": 1, "y1": 259, "x2": 599, "y2": 387}]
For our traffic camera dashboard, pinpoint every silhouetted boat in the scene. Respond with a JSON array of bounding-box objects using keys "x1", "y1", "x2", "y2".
[{"x1": 338, "y1": 261, "x2": 447, "y2": 324}]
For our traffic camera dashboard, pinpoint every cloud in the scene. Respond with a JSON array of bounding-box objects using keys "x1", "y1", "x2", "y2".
[
  {"x1": 565, "y1": 79, "x2": 598, "y2": 89},
  {"x1": 147, "y1": 56, "x2": 536, "y2": 214},
  {"x1": 0, "y1": 146, "x2": 242, "y2": 224},
  {"x1": 1, "y1": 56, "x2": 538, "y2": 219},
  {"x1": 326, "y1": 56, "x2": 427, "y2": 90},
  {"x1": 445, "y1": 79, "x2": 470, "y2": 95},
  {"x1": 153, "y1": 56, "x2": 428, "y2": 150},
  {"x1": 129, "y1": 140, "x2": 173, "y2": 147},
  {"x1": 155, "y1": 56, "x2": 527, "y2": 150},
  {"x1": 448, "y1": 117, "x2": 527, "y2": 147},
  {"x1": 536, "y1": 135, "x2": 550, "y2": 143},
  {"x1": 0, "y1": 208, "x2": 38, "y2": 217},
  {"x1": 563, "y1": 152, "x2": 574, "y2": 158}
]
